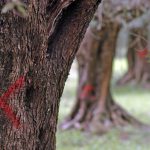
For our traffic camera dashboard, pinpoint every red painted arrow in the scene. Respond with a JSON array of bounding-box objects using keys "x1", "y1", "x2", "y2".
[{"x1": 0, "y1": 76, "x2": 25, "y2": 128}]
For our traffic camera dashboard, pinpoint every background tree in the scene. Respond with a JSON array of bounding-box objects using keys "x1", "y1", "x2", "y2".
[
  {"x1": 61, "y1": 0, "x2": 150, "y2": 133},
  {"x1": 116, "y1": 9, "x2": 150, "y2": 87},
  {"x1": 0, "y1": 0, "x2": 101, "y2": 149}
]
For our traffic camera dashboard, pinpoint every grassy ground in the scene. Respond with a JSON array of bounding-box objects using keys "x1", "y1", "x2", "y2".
[{"x1": 56, "y1": 59, "x2": 150, "y2": 150}]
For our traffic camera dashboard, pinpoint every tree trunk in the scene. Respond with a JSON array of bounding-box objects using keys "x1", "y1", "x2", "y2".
[
  {"x1": 61, "y1": 19, "x2": 142, "y2": 133},
  {"x1": 117, "y1": 51, "x2": 150, "y2": 87},
  {"x1": 0, "y1": 0, "x2": 101, "y2": 149},
  {"x1": 116, "y1": 11, "x2": 150, "y2": 87},
  {"x1": 117, "y1": 34, "x2": 150, "y2": 88}
]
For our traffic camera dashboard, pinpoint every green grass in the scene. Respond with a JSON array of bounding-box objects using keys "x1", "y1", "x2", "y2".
[{"x1": 57, "y1": 58, "x2": 150, "y2": 150}]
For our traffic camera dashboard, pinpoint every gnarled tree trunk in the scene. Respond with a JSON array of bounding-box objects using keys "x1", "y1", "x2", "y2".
[
  {"x1": 61, "y1": 19, "x2": 142, "y2": 134},
  {"x1": 116, "y1": 10, "x2": 150, "y2": 87},
  {"x1": 0, "y1": 0, "x2": 101, "y2": 149},
  {"x1": 117, "y1": 31, "x2": 150, "y2": 88}
]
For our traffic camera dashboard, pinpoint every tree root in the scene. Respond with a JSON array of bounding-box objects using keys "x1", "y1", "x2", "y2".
[{"x1": 60, "y1": 99, "x2": 148, "y2": 134}]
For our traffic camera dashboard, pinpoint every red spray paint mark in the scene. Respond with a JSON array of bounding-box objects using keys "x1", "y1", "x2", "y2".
[
  {"x1": 80, "y1": 85, "x2": 94, "y2": 100},
  {"x1": 137, "y1": 48, "x2": 148, "y2": 59},
  {"x1": 0, "y1": 76, "x2": 25, "y2": 128}
]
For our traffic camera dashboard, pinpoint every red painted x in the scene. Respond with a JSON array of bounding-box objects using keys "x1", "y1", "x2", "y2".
[{"x1": 0, "y1": 76, "x2": 25, "y2": 128}]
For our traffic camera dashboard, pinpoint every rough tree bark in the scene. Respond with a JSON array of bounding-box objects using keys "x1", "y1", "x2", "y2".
[
  {"x1": 61, "y1": 17, "x2": 143, "y2": 133},
  {"x1": 0, "y1": 0, "x2": 101, "y2": 149}
]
